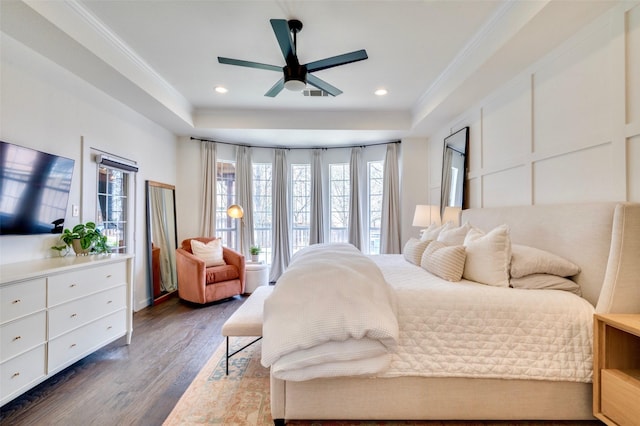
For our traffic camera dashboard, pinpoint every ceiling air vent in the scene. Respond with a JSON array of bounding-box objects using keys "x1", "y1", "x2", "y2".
[{"x1": 303, "y1": 89, "x2": 329, "y2": 97}]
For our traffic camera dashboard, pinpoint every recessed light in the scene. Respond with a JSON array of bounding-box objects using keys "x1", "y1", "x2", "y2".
[
  {"x1": 215, "y1": 86, "x2": 228, "y2": 94},
  {"x1": 374, "y1": 88, "x2": 388, "y2": 96}
]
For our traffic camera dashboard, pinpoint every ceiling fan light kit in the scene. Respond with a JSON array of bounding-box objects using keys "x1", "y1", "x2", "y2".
[{"x1": 218, "y1": 18, "x2": 368, "y2": 97}]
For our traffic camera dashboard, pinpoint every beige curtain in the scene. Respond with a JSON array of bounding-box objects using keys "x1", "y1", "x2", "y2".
[
  {"x1": 270, "y1": 149, "x2": 290, "y2": 281},
  {"x1": 200, "y1": 141, "x2": 217, "y2": 237},
  {"x1": 236, "y1": 146, "x2": 254, "y2": 257},
  {"x1": 309, "y1": 149, "x2": 324, "y2": 245},
  {"x1": 380, "y1": 143, "x2": 401, "y2": 254},
  {"x1": 348, "y1": 147, "x2": 363, "y2": 250}
]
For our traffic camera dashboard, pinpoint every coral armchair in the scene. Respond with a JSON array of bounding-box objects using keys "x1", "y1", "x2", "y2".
[{"x1": 176, "y1": 237, "x2": 245, "y2": 304}]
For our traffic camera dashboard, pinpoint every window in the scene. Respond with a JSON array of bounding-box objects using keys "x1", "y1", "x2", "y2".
[
  {"x1": 96, "y1": 166, "x2": 129, "y2": 253},
  {"x1": 290, "y1": 163, "x2": 310, "y2": 254},
  {"x1": 329, "y1": 163, "x2": 349, "y2": 243},
  {"x1": 252, "y1": 163, "x2": 272, "y2": 264},
  {"x1": 368, "y1": 161, "x2": 383, "y2": 254},
  {"x1": 215, "y1": 161, "x2": 237, "y2": 249}
]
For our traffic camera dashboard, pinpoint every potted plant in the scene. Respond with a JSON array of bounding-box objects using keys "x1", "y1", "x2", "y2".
[
  {"x1": 51, "y1": 222, "x2": 111, "y2": 256},
  {"x1": 249, "y1": 245, "x2": 261, "y2": 262}
]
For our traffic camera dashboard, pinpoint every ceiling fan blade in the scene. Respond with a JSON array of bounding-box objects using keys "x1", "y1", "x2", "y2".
[
  {"x1": 307, "y1": 74, "x2": 343, "y2": 97},
  {"x1": 270, "y1": 19, "x2": 296, "y2": 63},
  {"x1": 265, "y1": 78, "x2": 285, "y2": 97},
  {"x1": 305, "y1": 49, "x2": 368, "y2": 73},
  {"x1": 218, "y1": 57, "x2": 281, "y2": 72}
]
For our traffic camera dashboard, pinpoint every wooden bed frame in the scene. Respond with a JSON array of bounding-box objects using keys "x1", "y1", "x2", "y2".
[{"x1": 270, "y1": 202, "x2": 640, "y2": 424}]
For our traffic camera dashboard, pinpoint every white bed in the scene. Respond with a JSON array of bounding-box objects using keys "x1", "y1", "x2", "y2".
[{"x1": 265, "y1": 202, "x2": 640, "y2": 424}]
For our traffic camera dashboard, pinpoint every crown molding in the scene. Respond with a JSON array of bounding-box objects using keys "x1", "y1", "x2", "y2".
[{"x1": 22, "y1": 0, "x2": 193, "y2": 126}]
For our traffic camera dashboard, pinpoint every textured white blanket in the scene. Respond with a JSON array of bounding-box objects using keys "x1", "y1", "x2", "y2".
[
  {"x1": 261, "y1": 244, "x2": 399, "y2": 381},
  {"x1": 374, "y1": 255, "x2": 594, "y2": 382}
]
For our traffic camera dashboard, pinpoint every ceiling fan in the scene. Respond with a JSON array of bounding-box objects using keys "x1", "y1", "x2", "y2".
[{"x1": 218, "y1": 19, "x2": 368, "y2": 97}]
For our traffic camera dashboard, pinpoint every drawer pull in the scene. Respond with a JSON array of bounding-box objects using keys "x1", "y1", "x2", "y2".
[
  {"x1": 107, "y1": 300, "x2": 113, "y2": 304},
  {"x1": 70, "y1": 343, "x2": 77, "y2": 348},
  {"x1": 107, "y1": 326, "x2": 113, "y2": 330},
  {"x1": 70, "y1": 313, "x2": 77, "y2": 318},
  {"x1": 70, "y1": 283, "x2": 77, "y2": 288},
  {"x1": 106, "y1": 274, "x2": 112, "y2": 278},
  {"x1": 12, "y1": 299, "x2": 21, "y2": 304},
  {"x1": 13, "y1": 335, "x2": 22, "y2": 341},
  {"x1": 12, "y1": 372, "x2": 20, "y2": 378}
]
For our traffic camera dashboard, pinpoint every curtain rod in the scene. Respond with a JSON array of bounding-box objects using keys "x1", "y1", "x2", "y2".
[{"x1": 189, "y1": 136, "x2": 401, "y2": 150}]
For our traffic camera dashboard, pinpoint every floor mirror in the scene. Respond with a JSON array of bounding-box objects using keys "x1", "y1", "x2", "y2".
[
  {"x1": 440, "y1": 127, "x2": 469, "y2": 219},
  {"x1": 145, "y1": 180, "x2": 178, "y2": 305}
]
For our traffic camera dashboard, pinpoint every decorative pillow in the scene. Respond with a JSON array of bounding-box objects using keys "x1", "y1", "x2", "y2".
[
  {"x1": 420, "y1": 223, "x2": 446, "y2": 242},
  {"x1": 510, "y1": 244, "x2": 581, "y2": 278},
  {"x1": 190, "y1": 239, "x2": 226, "y2": 267},
  {"x1": 462, "y1": 224, "x2": 511, "y2": 287},
  {"x1": 420, "y1": 240, "x2": 466, "y2": 282},
  {"x1": 436, "y1": 222, "x2": 471, "y2": 246},
  {"x1": 403, "y1": 238, "x2": 431, "y2": 265},
  {"x1": 510, "y1": 274, "x2": 582, "y2": 295}
]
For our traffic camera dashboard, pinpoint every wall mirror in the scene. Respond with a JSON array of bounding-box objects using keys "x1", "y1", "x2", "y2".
[
  {"x1": 440, "y1": 127, "x2": 469, "y2": 219},
  {"x1": 145, "y1": 181, "x2": 178, "y2": 305}
]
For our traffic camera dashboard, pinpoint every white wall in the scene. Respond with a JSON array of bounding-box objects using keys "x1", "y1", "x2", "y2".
[
  {"x1": 0, "y1": 35, "x2": 178, "y2": 311},
  {"x1": 428, "y1": 3, "x2": 640, "y2": 209}
]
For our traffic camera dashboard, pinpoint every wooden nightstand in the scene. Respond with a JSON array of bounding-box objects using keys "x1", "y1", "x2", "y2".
[{"x1": 593, "y1": 314, "x2": 640, "y2": 426}]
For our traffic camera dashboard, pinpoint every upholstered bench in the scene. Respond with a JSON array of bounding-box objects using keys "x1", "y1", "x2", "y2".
[{"x1": 221, "y1": 285, "x2": 273, "y2": 374}]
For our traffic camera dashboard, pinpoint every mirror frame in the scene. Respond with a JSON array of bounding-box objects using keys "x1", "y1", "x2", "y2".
[
  {"x1": 440, "y1": 127, "x2": 469, "y2": 219},
  {"x1": 145, "y1": 180, "x2": 178, "y2": 305}
]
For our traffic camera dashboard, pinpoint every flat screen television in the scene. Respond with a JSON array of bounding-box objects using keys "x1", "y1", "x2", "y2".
[{"x1": 0, "y1": 140, "x2": 75, "y2": 235}]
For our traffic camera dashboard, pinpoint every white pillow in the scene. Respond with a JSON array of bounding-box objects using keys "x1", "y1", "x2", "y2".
[
  {"x1": 190, "y1": 239, "x2": 226, "y2": 267},
  {"x1": 510, "y1": 244, "x2": 581, "y2": 278},
  {"x1": 463, "y1": 224, "x2": 511, "y2": 287},
  {"x1": 403, "y1": 238, "x2": 431, "y2": 265},
  {"x1": 437, "y1": 222, "x2": 471, "y2": 246},
  {"x1": 420, "y1": 223, "x2": 446, "y2": 241},
  {"x1": 420, "y1": 241, "x2": 466, "y2": 282},
  {"x1": 510, "y1": 274, "x2": 582, "y2": 295}
]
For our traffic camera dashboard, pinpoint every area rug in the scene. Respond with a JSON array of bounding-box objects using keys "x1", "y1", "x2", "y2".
[{"x1": 163, "y1": 338, "x2": 600, "y2": 426}]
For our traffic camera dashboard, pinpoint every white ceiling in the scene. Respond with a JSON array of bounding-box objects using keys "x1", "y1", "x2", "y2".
[{"x1": 1, "y1": 0, "x2": 617, "y2": 147}]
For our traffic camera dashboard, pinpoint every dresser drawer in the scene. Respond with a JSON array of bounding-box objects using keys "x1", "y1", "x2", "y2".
[
  {"x1": 48, "y1": 309, "x2": 126, "y2": 373},
  {"x1": 0, "y1": 311, "x2": 46, "y2": 362},
  {"x1": 48, "y1": 286, "x2": 126, "y2": 339},
  {"x1": 0, "y1": 344, "x2": 46, "y2": 403},
  {"x1": 0, "y1": 278, "x2": 46, "y2": 324},
  {"x1": 48, "y1": 262, "x2": 127, "y2": 306},
  {"x1": 601, "y1": 369, "x2": 640, "y2": 425}
]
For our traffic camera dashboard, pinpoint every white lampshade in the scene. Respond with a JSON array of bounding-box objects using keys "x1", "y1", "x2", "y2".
[
  {"x1": 227, "y1": 204, "x2": 244, "y2": 219},
  {"x1": 412, "y1": 205, "x2": 441, "y2": 227},
  {"x1": 442, "y1": 206, "x2": 462, "y2": 226}
]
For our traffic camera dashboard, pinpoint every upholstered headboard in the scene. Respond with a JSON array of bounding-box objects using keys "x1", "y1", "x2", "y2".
[{"x1": 461, "y1": 203, "x2": 640, "y2": 313}]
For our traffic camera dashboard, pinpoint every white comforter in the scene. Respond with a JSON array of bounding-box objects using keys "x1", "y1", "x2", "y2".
[
  {"x1": 261, "y1": 244, "x2": 399, "y2": 381},
  {"x1": 374, "y1": 255, "x2": 595, "y2": 382}
]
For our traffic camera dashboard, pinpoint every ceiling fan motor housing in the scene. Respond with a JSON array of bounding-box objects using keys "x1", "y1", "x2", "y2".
[{"x1": 284, "y1": 64, "x2": 307, "y2": 91}]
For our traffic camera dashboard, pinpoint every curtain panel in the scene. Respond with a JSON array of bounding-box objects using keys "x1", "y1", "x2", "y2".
[
  {"x1": 380, "y1": 143, "x2": 401, "y2": 254},
  {"x1": 309, "y1": 149, "x2": 325, "y2": 245},
  {"x1": 348, "y1": 147, "x2": 363, "y2": 249},
  {"x1": 270, "y1": 149, "x2": 291, "y2": 281},
  {"x1": 200, "y1": 141, "x2": 217, "y2": 237},
  {"x1": 236, "y1": 146, "x2": 254, "y2": 257}
]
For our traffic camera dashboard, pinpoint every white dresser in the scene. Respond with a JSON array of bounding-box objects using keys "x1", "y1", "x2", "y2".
[{"x1": 0, "y1": 254, "x2": 133, "y2": 406}]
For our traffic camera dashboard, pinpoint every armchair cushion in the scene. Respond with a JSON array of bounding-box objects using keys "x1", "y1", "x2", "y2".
[
  {"x1": 206, "y1": 265, "x2": 240, "y2": 283},
  {"x1": 190, "y1": 238, "x2": 225, "y2": 267}
]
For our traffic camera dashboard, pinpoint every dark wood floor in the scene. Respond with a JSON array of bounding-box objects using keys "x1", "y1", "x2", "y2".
[{"x1": 0, "y1": 294, "x2": 245, "y2": 425}]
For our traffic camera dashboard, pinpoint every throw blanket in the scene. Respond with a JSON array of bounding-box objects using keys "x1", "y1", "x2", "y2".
[{"x1": 261, "y1": 243, "x2": 399, "y2": 381}]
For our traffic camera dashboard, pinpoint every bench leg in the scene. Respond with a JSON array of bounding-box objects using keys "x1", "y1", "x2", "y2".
[{"x1": 225, "y1": 335, "x2": 262, "y2": 375}]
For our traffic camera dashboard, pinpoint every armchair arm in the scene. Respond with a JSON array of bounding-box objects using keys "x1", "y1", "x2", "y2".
[
  {"x1": 223, "y1": 247, "x2": 246, "y2": 293},
  {"x1": 176, "y1": 248, "x2": 207, "y2": 303}
]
